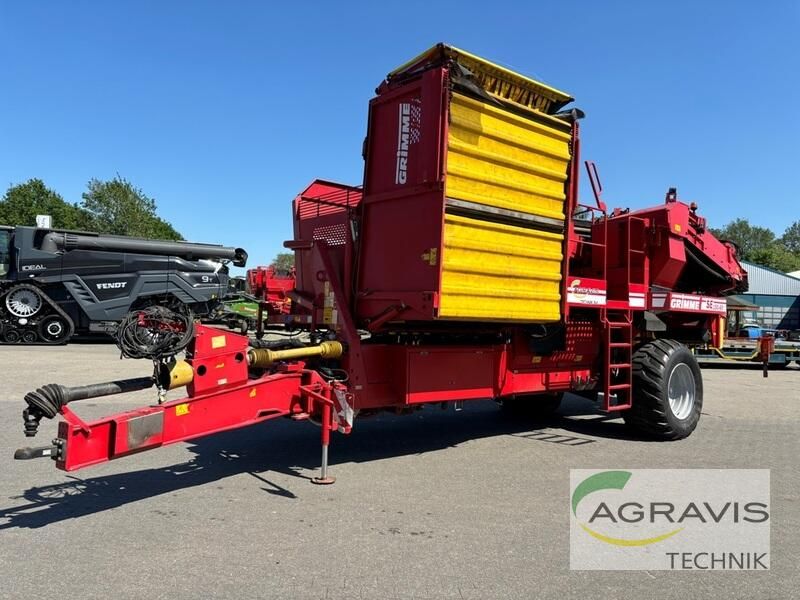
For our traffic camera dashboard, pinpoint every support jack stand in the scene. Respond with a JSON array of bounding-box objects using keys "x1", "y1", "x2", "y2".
[
  {"x1": 311, "y1": 445, "x2": 335, "y2": 485},
  {"x1": 311, "y1": 399, "x2": 336, "y2": 485}
]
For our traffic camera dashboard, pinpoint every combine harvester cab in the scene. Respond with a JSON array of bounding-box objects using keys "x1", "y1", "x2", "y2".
[{"x1": 15, "y1": 44, "x2": 747, "y2": 482}]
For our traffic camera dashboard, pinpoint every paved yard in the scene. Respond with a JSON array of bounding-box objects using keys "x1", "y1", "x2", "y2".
[{"x1": 0, "y1": 342, "x2": 797, "y2": 599}]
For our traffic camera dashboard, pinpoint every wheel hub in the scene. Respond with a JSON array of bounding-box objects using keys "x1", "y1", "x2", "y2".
[
  {"x1": 6, "y1": 288, "x2": 42, "y2": 318},
  {"x1": 46, "y1": 321, "x2": 64, "y2": 337},
  {"x1": 667, "y1": 363, "x2": 696, "y2": 420}
]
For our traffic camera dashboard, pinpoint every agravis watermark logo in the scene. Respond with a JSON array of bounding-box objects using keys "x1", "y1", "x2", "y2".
[{"x1": 570, "y1": 469, "x2": 770, "y2": 570}]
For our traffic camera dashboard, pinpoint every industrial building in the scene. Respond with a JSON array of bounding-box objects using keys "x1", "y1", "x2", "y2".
[{"x1": 735, "y1": 261, "x2": 800, "y2": 330}]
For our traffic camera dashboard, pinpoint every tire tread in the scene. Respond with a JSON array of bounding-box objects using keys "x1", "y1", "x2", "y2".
[{"x1": 624, "y1": 339, "x2": 702, "y2": 440}]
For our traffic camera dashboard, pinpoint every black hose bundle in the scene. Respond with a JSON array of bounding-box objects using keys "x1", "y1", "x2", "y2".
[{"x1": 115, "y1": 306, "x2": 194, "y2": 360}]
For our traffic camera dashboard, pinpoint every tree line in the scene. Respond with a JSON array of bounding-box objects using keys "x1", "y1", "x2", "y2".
[
  {"x1": 0, "y1": 177, "x2": 181, "y2": 240},
  {"x1": 711, "y1": 219, "x2": 800, "y2": 273}
]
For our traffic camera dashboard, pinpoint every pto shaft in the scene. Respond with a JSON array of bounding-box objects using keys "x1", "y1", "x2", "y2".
[
  {"x1": 247, "y1": 340, "x2": 343, "y2": 367},
  {"x1": 22, "y1": 376, "x2": 155, "y2": 437},
  {"x1": 20, "y1": 341, "x2": 344, "y2": 439}
]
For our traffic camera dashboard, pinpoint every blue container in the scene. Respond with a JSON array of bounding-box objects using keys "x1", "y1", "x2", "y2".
[{"x1": 740, "y1": 325, "x2": 762, "y2": 338}]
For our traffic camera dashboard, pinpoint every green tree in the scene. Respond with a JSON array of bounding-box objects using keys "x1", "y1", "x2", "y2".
[
  {"x1": 779, "y1": 221, "x2": 800, "y2": 254},
  {"x1": 270, "y1": 252, "x2": 294, "y2": 272},
  {"x1": 749, "y1": 244, "x2": 800, "y2": 273},
  {"x1": 712, "y1": 218, "x2": 800, "y2": 272},
  {"x1": 80, "y1": 176, "x2": 181, "y2": 240},
  {"x1": 711, "y1": 218, "x2": 776, "y2": 261},
  {"x1": 0, "y1": 179, "x2": 92, "y2": 229}
]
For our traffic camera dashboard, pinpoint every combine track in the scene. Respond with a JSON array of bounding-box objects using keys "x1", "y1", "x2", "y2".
[{"x1": 0, "y1": 283, "x2": 75, "y2": 345}]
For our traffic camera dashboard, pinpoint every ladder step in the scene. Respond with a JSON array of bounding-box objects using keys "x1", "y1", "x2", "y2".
[
  {"x1": 609, "y1": 363, "x2": 631, "y2": 368},
  {"x1": 598, "y1": 391, "x2": 633, "y2": 412},
  {"x1": 607, "y1": 384, "x2": 631, "y2": 390},
  {"x1": 609, "y1": 343, "x2": 631, "y2": 348}
]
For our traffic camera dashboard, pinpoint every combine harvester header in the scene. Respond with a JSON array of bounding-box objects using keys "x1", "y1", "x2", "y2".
[{"x1": 15, "y1": 44, "x2": 747, "y2": 483}]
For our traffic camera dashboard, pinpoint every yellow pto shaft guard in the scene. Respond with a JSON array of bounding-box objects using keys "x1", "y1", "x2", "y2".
[{"x1": 247, "y1": 340, "x2": 343, "y2": 367}]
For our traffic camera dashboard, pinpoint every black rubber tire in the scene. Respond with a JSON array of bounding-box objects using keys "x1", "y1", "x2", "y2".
[
  {"x1": 3, "y1": 328, "x2": 20, "y2": 343},
  {"x1": 501, "y1": 393, "x2": 562, "y2": 418},
  {"x1": 623, "y1": 339, "x2": 702, "y2": 440},
  {"x1": 21, "y1": 330, "x2": 38, "y2": 343}
]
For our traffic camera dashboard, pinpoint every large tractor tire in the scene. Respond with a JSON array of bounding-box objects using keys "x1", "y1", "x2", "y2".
[
  {"x1": 624, "y1": 339, "x2": 702, "y2": 440},
  {"x1": 239, "y1": 319, "x2": 250, "y2": 335},
  {"x1": 501, "y1": 393, "x2": 562, "y2": 418}
]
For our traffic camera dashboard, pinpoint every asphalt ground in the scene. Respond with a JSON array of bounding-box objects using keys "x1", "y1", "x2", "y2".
[{"x1": 0, "y1": 341, "x2": 797, "y2": 599}]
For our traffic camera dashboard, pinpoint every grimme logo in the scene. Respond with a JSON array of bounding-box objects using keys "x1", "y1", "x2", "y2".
[
  {"x1": 570, "y1": 469, "x2": 770, "y2": 570},
  {"x1": 670, "y1": 296, "x2": 701, "y2": 310},
  {"x1": 395, "y1": 102, "x2": 411, "y2": 185}
]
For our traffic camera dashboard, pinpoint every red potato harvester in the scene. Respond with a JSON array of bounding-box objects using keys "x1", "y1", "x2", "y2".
[
  {"x1": 247, "y1": 265, "x2": 295, "y2": 316},
  {"x1": 15, "y1": 44, "x2": 747, "y2": 483}
]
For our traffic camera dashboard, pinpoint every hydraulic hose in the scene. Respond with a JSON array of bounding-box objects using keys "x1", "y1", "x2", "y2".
[{"x1": 115, "y1": 306, "x2": 194, "y2": 360}]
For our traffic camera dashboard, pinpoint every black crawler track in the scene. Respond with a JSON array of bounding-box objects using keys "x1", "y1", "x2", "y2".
[{"x1": 0, "y1": 284, "x2": 75, "y2": 345}]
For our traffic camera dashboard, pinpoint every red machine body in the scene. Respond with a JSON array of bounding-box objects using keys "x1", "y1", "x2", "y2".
[
  {"x1": 18, "y1": 45, "x2": 748, "y2": 477},
  {"x1": 246, "y1": 266, "x2": 295, "y2": 315}
]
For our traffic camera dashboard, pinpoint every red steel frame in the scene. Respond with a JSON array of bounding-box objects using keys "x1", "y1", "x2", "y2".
[{"x1": 55, "y1": 326, "x2": 347, "y2": 471}]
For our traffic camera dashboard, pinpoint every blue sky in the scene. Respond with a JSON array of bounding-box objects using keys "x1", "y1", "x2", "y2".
[{"x1": 1, "y1": 1, "x2": 798, "y2": 269}]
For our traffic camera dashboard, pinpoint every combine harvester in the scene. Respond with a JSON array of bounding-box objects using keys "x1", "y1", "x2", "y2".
[
  {"x1": 0, "y1": 226, "x2": 246, "y2": 343},
  {"x1": 15, "y1": 45, "x2": 747, "y2": 482}
]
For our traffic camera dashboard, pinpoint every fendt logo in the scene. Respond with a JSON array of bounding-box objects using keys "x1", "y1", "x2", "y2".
[
  {"x1": 395, "y1": 102, "x2": 411, "y2": 185},
  {"x1": 96, "y1": 282, "x2": 128, "y2": 290},
  {"x1": 570, "y1": 469, "x2": 770, "y2": 570}
]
